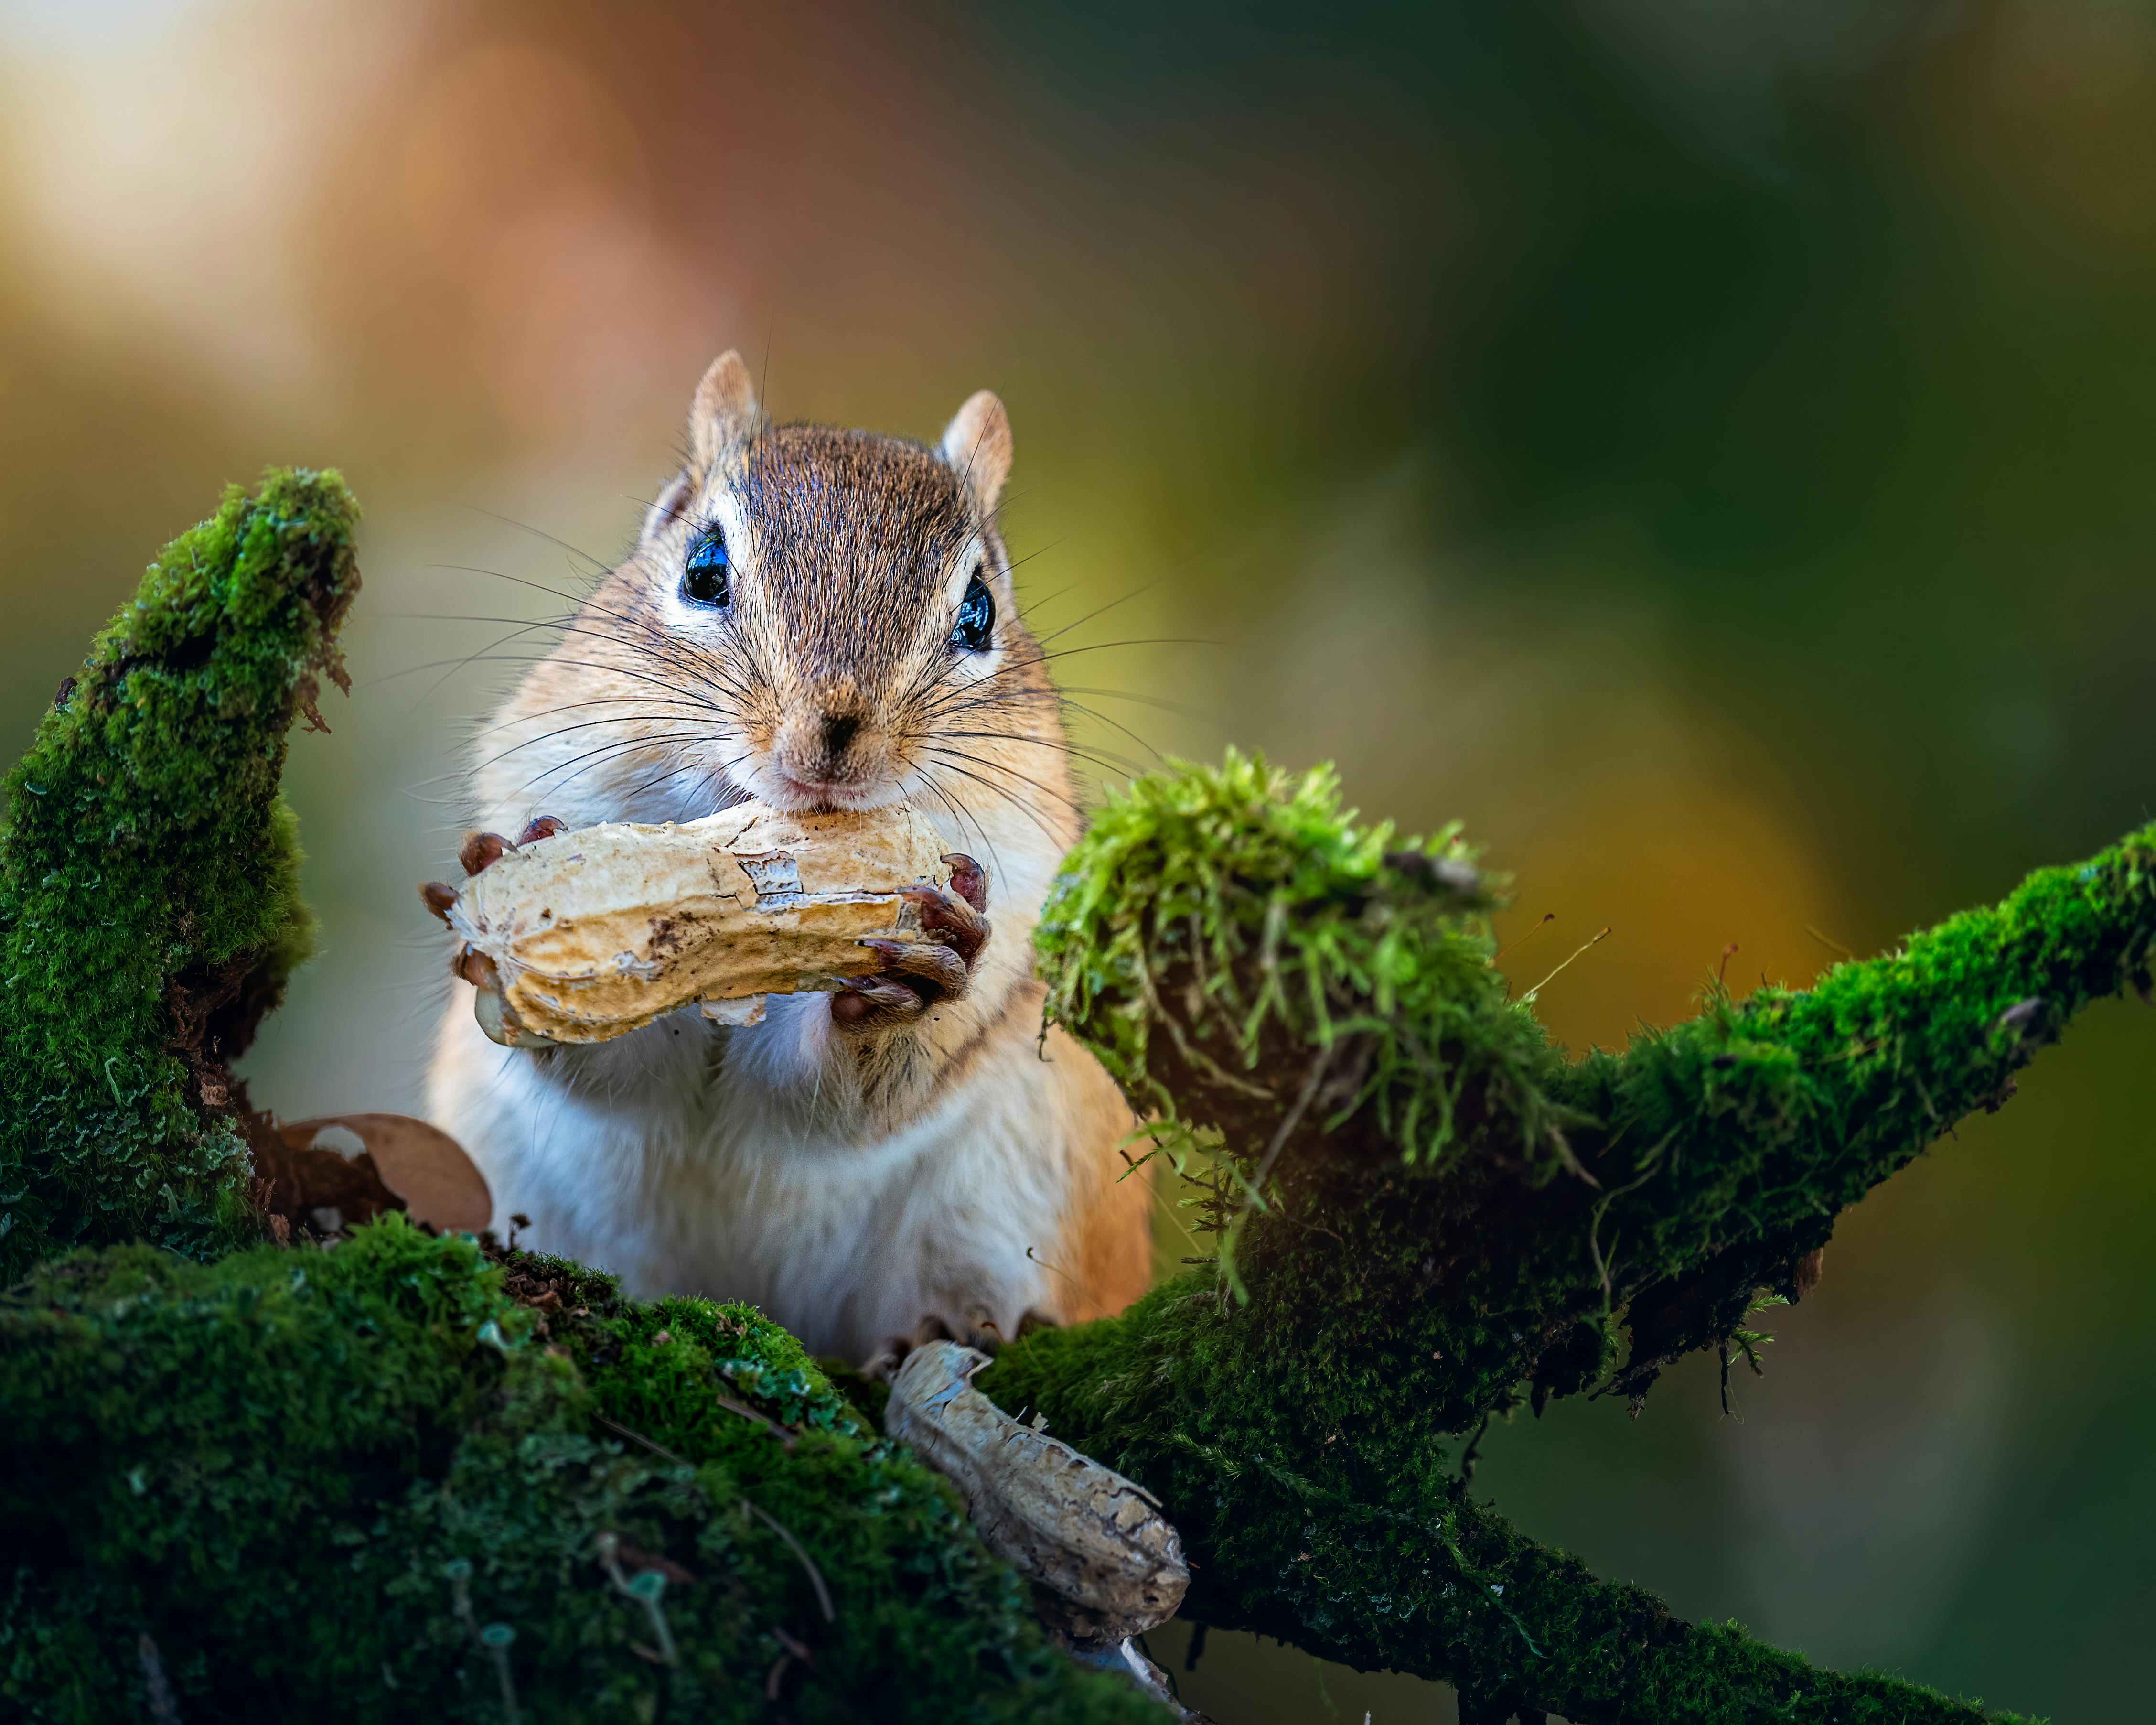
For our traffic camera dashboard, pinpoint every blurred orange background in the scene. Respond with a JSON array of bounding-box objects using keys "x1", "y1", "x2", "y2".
[{"x1": 4, "y1": 3, "x2": 2154, "y2": 1718}]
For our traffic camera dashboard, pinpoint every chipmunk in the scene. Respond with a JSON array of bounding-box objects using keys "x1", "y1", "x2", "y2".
[{"x1": 425, "y1": 353, "x2": 1151, "y2": 1365}]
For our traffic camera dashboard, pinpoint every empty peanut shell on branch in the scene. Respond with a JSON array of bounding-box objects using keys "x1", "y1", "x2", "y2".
[
  {"x1": 884, "y1": 1341, "x2": 1189, "y2": 1646},
  {"x1": 426, "y1": 802, "x2": 951, "y2": 1046}
]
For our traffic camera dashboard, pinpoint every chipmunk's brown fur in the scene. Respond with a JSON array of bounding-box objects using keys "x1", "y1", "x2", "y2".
[{"x1": 427, "y1": 354, "x2": 1150, "y2": 1363}]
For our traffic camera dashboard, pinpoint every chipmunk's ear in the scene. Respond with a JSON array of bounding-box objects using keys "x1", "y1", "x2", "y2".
[
  {"x1": 687, "y1": 350, "x2": 758, "y2": 470},
  {"x1": 940, "y1": 390, "x2": 1012, "y2": 517}
]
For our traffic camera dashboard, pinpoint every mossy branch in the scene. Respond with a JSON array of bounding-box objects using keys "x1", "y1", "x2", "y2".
[
  {"x1": 0, "y1": 469, "x2": 360, "y2": 1281},
  {"x1": 1559, "y1": 822, "x2": 2153, "y2": 1397},
  {"x1": 1, "y1": 1218, "x2": 1160, "y2": 1723},
  {"x1": 7, "y1": 486, "x2": 2147, "y2": 1721},
  {"x1": 980, "y1": 755, "x2": 2153, "y2": 1720},
  {"x1": 0, "y1": 476, "x2": 1160, "y2": 1723}
]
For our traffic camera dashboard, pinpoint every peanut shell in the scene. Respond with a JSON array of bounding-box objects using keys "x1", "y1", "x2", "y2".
[{"x1": 441, "y1": 802, "x2": 950, "y2": 1045}]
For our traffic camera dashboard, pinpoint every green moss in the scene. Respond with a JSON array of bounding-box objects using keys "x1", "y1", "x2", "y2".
[
  {"x1": 8, "y1": 481, "x2": 2145, "y2": 1723},
  {"x1": 987, "y1": 1296, "x2": 2030, "y2": 1724},
  {"x1": 1564, "y1": 827, "x2": 2156, "y2": 1392},
  {"x1": 1036, "y1": 751, "x2": 1574, "y2": 1179},
  {"x1": 0, "y1": 470, "x2": 1158, "y2": 1723},
  {"x1": 0, "y1": 1216, "x2": 1164, "y2": 1723},
  {"x1": 986, "y1": 756, "x2": 2152, "y2": 1718},
  {"x1": 0, "y1": 469, "x2": 361, "y2": 1280}
]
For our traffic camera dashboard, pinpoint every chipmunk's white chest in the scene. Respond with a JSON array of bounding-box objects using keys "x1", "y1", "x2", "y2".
[{"x1": 426, "y1": 989, "x2": 1090, "y2": 1360}]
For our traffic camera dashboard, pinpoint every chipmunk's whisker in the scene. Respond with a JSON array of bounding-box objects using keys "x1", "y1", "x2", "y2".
[
  {"x1": 371, "y1": 652, "x2": 716, "y2": 708},
  {"x1": 931, "y1": 729, "x2": 1149, "y2": 779},
  {"x1": 613, "y1": 747, "x2": 755, "y2": 815},
  {"x1": 502, "y1": 727, "x2": 726, "y2": 801},
  {"x1": 1056, "y1": 684, "x2": 1215, "y2": 721},
  {"x1": 422, "y1": 565, "x2": 751, "y2": 701},
  {"x1": 917, "y1": 752, "x2": 1066, "y2": 845},
  {"x1": 1041, "y1": 701, "x2": 1162, "y2": 765},
  {"x1": 468, "y1": 693, "x2": 734, "y2": 740},
  {"x1": 1032, "y1": 582, "x2": 1160, "y2": 648},
  {"x1": 397, "y1": 613, "x2": 748, "y2": 713},
  {"x1": 1028, "y1": 636, "x2": 1228, "y2": 668},
  {"x1": 453, "y1": 504, "x2": 620, "y2": 576},
  {"x1": 920, "y1": 746, "x2": 1083, "y2": 823},
  {"x1": 474, "y1": 712, "x2": 737, "y2": 779},
  {"x1": 905, "y1": 765, "x2": 1005, "y2": 884}
]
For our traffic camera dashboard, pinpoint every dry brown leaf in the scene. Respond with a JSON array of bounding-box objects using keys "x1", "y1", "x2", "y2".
[{"x1": 277, "y1": 1113, "x2": 492, "y2": 1233}]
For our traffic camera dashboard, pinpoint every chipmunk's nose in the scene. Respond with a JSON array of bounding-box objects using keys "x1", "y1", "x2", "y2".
[
  {"x1": 820, "y1": 712, "x2": 861, "y2": 758},
  {"x1": 769, "y1": 701, "x2": 889, "y2": 809}
]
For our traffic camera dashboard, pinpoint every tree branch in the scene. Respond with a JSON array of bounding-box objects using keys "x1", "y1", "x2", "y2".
[
  {"x1": 983, "y1": 754, "x2": 2152, "y2": 1719},
  {"x1": 0, "y1": 468, "x2": 362, "y2": 1280}
]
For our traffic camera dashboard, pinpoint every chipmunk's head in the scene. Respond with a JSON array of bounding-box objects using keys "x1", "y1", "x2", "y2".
[{"x1": 553, "y1": 351, "x2": 1054, "y2": 831}]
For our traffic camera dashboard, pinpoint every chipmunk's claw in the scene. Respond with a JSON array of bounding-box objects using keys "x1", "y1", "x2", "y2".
[
  {"x1": 863, "y1": 1305, "x2": 1056, "y2": 1379},
  {"x1": 459, "y1": 830, "x2": 514, "y2": 876},
  {"x1": 459, "y1": 816, "x2": 565, "y2": 878},
  {"x1": 900, "y1": 882, "x2": 989, "y2": 967},
  {"x1": 830, "y1": 976, "x2": 926, "y2": 1025},
  {"x1": 858, "y1": 936, "x2": 970, "y2": 997},
  {"x1": 832, "y1": 858, "x2": 992, "y2": 1031},
  {"x1": 942, "y1": 852, "x2": 989, "y2": 913}
]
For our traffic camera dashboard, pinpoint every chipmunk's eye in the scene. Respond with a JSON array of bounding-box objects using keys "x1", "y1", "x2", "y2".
[
  {"x1": 951, "y1": 571, "x2": 995, "y2": 652},
  {"x1": 682, "y1": 529, "x2": 730, "y2": 607}
]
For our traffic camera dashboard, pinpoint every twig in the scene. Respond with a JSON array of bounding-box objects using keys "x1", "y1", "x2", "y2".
[
  {"x1": 1118, "y1": 1131, "x2": 1209, "y2": 1257},
  {"x1": 1132, "y1": 940, "x2": 1273, "y2": 1100},
  {"x1": 1805, "y1": 923, "x2": 1856, "y2": 962},
  {"x1": 1215, "y1": 1043, "x2": 1336, "y2": 1309},
  {"x1": 1027, "y1": 1242, "x2": 1092, "y2": 1306},
  {"x1": 443, "y1": 1560, "x2": 523, "y2": 1722},
  {"x1": 1492, "y1": 911, "x2": 1555, "y2": 965},
  {"x1": 138, "y1": 1633, "x2": 181, "y2": 1725},
  {"x1": 478, "y1": 1623, "x2": 521, "y2": 1720},
  {"x1": 1458, "y1": 1411, "x2": 1495, "y2": 1486},
  {"x1": 1585, "y1": 1155, "x2": 1662, "y2": 1307},
  {"x1": 744, "y1": 1499, "x2": 836, "y2": 1623},
  {"x1": 1188, "y1": 911, "x2": 1251, "y2": 1045},
  {"x1": 1520, "y1": 926, "x2": 1611, "y2": 1004},
  {"x1": 1247, "y1": 890, "x2": 1291, "y2": 1043},
  {"x1": 715, "y1": 1394, "x2": 798, "y2": 1452},
  {"x1": 1248, "y1": 1042, "x2": 1336, "y2": 1199},
  {"x1": 594, "y1": 1412, "x2": 691, "y2": 1469},
  {"x1": 1268, "y1": 1195, "x2": 1345, "y2": 1246}
]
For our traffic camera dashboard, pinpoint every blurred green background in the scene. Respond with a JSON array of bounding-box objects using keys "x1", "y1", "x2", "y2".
[{"x1": 3, "y1": 2, "x2": 2152, "y2": 1717}]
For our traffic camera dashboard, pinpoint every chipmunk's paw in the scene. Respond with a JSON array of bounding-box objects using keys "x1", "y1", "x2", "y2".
[
  {"x1": 441, "y1": 814, "x2": 568, "y2": 888},
  {"x1": 830, "y1": 852, "x2": 990, "y2": 1030},
  {"x1": 420, "y1": 817, "x2": 569, "y2": 1007},
  {"x1": 862, "y1": 1303, "x2": 1058, "y2": 1380}
]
